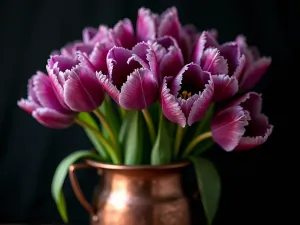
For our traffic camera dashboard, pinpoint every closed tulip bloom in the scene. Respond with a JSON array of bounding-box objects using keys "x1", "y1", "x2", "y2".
[{"x1": 17, "y1": 72, "x2": 76, "y2": 129}]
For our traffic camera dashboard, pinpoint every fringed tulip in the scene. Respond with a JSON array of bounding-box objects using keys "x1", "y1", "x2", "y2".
[
  {"x1": 211, "y1": 92, "x2": 273, "y2": 151},
  {"x1": 235, "y1": 35, "x2": 271, "y2": 91},
  {"x1": 161, "y1": 63, "x2": 214, "y2": 127},
  {"x1": 18, "y1": 72, "x2": 76, "y2": 128},
  {"x1": 47, "y1": 55, "x2": 104, "y2": 112},
  {"x1": 97, "y1": 43, "x2": 159, "y2": 110}
]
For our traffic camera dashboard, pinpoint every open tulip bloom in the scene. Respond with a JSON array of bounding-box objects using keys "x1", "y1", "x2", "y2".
[{"x1": 18, "y1": 7, "x2": 273, "y2": 224}]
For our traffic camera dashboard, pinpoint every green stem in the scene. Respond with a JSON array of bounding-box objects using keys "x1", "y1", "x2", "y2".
[
  {"x1": 141, "y1": 109, "x2": 156, "y2": 145},
  {"x1": 174, "y1": 125, "x2": 184, "y2": 158},
  {"x1": 182, "y1": 131, "x2": 213, "y2": 158},
  {"x1": 93, "y1": 109, "x2": 118, "y2": 149},
  {"x1": 119, "y1": 106, "x2": 127, "y2": 121},
  {"x1": 75, "y1": 118, "x2": 121, "y2": 164}
]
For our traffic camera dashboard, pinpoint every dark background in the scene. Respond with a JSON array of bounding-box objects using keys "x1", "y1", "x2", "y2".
[{"x1": 0, "y1": 0, "x2": 295, "y2": 224}]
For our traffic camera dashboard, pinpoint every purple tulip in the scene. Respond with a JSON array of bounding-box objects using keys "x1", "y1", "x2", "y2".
[
  {"x1": 18, "y1": 72, "x2": 76, "y2": 129},
  {"x1": 97, "y1": 42, "x2": 159, "y2": 110},
  {"x1": 47, "y1": 55, "x2": 104, "y2": 112},
  {"x1": 192, "y1": 32, "x2": 240, "y2": 102},
  {"x1": 137, "y1": 7, "x2": 181, "y2": 43},
  {"x1": 211, "y1": 92, "x2": 273, "y2": 151},
  {"x1": 82, "y1": 19, "x2": 135, "y2": 49},
  {"x1": 235, "y1": 35, "x2": 271, "y2": 91},
  {"x1": 150, "y1": 36, "x2": 184, "y2": 83},
  {"x1": 161, "y1": 63, "x2": 214, "y2": 127}
]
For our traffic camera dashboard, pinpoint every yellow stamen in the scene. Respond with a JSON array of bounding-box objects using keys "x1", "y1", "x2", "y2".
[{"x1": 179, "y1": 90, "x2": 192, "y2": 100}]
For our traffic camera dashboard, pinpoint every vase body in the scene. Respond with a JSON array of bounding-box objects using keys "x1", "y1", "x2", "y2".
[{"x1": 69, "y1": 160, "x2": 202, "y2": 225}]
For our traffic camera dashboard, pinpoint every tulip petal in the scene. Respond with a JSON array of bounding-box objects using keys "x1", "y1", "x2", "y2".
[
  {"x1": 89, "y1": 42, "x2": 111, "y2": 74},
  {"x1": 82, "y1": 27, "x2": 98, "y2": 43},
  {"x1": 77, "y1": 52, "x2": 96, "y2": 73},
  {"x1": 119, "y1": 68, "x2": 158, "y2": 110},
  {"x1": 236, "y1": 114, "x2": 273, "y2": 150},
  {"x1": 232, "y1": 54, "x2": 246, "y2": 80},
  {"x1": 158, "y1": 7, "x2": 181, "y2": 42},
  {"x1": 192, "y1": 32, "x2": 206, "y2": 65},
  {"x1": 48, "y1": 55, "x2": 77, "y2": 72},
  {"x1": 219, "y1": 43, "x2": 241, "y2": 75},
  {"x1": 96, "y1": 72, "x2": 120, "y2": 103},
  {"x1": 17, "y1": 99, "x2": 39, "y2": 114},
  {"x1": 32, "y1": 108, "x2": 75, "y2": 129},
  {"x1": 227, "y1": 92, "x2": 262, "y2": 117},
  {"x1": 212, "y1": 75, "x2": 238, "y2": 102},
  {"x1": 113, "y1": 19, "x2": 135, "y2": 49},
  {"x1": 201, "y1": 48, "x2": 228, "y2": 75},
  {"x1": 130, "y1": 42, "x2": 150, "y2": 69},
  {"x1": 160, "y1": 46, "x2": 184, "y2": 81},
  {"x1": 211, "y1": 106, "x2": 250, "y2": 151},
  {"x1": 178, "y1": 94, "x2": 199, "y2": 118},
  {"x1": 136, "y1": 8, "x2": 157, "y2": 42},
  {"x1": 107, "y1": 47, "x2": 140, "y2": 89},
  {"x1": 239, "y1": 57, "x2": 271, "y2": 91},
  {"x1": 33, "y1": 73, "x2": 68, "y2": 113},
  {"x1": 73, "y1": 43, "x2": 94, "y2": 56},
  {"x1": 64, "y1": 66, "x2": 104, "y2": 112},
  {"x1": 188, "y1": 78, "x2": 214, "y2": 126},
  {"x1": 161, "y1": 77, "x2": 186, "y2": 127}
]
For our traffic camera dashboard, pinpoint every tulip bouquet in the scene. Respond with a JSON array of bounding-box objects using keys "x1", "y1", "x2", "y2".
[{"x1": 18, "y1": 7, "x2": 273, "y2": 224}]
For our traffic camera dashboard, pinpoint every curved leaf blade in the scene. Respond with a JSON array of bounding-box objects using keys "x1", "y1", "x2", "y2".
[
  {"x1": 78, "y1": 112, "x2": 109, "y2": 161},
  {"x1": 51, "y1": 150, "x2": 100, "y2": 223},
  {"x1": 189, "y1": 156, "x2": 221, "y2": 225}
]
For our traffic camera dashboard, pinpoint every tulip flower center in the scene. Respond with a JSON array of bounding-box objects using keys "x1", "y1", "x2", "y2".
[{"x1": 179, "y1": 90, "x2": 192, "y2": 100}]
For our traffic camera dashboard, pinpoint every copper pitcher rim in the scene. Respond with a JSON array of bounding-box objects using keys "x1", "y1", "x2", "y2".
[{"x1": 85, "y1": 159, "x2": 190, "y2": 170}]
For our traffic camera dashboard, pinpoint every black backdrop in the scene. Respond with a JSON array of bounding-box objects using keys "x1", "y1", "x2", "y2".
[{"x1": 0, "y1": 0, "x2": 295, "y2": 224}]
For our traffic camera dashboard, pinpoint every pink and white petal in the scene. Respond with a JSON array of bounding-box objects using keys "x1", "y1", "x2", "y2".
[
  {"x1": 192, "y1": 33, "x2": 207, "y2": 64},
  {"x1": 96, "y1": 72, "x2": 120, "y2": 104},
  {"x1": 178, "y1": 94, "x2": 199, "y2": 118},
  {"x1": 170, "y1": 64, "x2": 187, "y2": 96},
  {"x1": 188, "y1": 79, "x2": 214, "y2": 126},
  {"x1": 160, "y1": 46, "x2": 184, "y2": 82},
  {"x1": 47, "y1": 66, "x2": 69, "y2": 109},
  {"x1": 28, "y1": 72, "x2": 45, "y2": 103},
  {"x1": 219, "y1": 43, "x2": 241, "y2": 75},
  {"x1": 73, "y1": 43, "x2": 94, "y2": 56},
  {"x1": 235, "y1": 114, "x2": 273, "y2": 150},
  {"x1": 239, "y1": 57, "x2": 272, "y2": 91},
  {"x1": 227, "y1": 92, "x2": 262, "y2": 117},
  {"x1": 82, "y1": 27, "x2": 98, "y2": 43},
  {"x1": 113, "y1": 19, "x2": 136, "y2": 49},
  {"x1": 63, "y1": 66, "x2": 104, "y2": 112},
  {"x1": 32, "y1": 108, "x2": 75, "y2": 129},
  {"x1": 17, "y1": 99, "x2": 39, "y2": 114},
  {"x1": 130, "y1": 42, "x2": 150, "y2": 69},
  {"x1": 88, "y1": 25, "x2": 110, "y2": 45},
  {"x1": 136, "y1": 8, "x2": 157, "y2": 42},
  {"x1": 33, "y1": 73, "x2": 68, "y2": 113},
  {"x1": 119, "y1": 68, "x2": 158, "y2": 110},
  {"x1": 77, "y1": 52, "x2": 96, "y2": 73},
  {"x1": 106, "y1": 47, "x2": 140, "y2": 89},
  {"x1": 48, "y1": 55, "x2": 77, "y2": 72},
  {"x1": 233, "y1": 54, "x2": 246, "y2": 80},
  {"x1": 211, "y1": 106, "x2": 250, "y2": 151},
  {"x1": 89, "y1": 42, "x2": 111, "y2": 73},
  {"x1": 160, "y1": 78, "x2": 186, "y2": 127},
  {"x1": 158, "y1": 7, "x2": 181, "y2": 42},
  {"x1": 201, "y1": 48, "x2": 228, "y2": 75},
  {"x1": 212, "y1": 75, "x2": 238, "y2": 102}
]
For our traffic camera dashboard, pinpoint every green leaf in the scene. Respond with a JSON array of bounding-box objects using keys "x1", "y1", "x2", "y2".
[
  {"x1": 118, "y1": 110, "x2": 135, "y2": 144},
  {"x1": 189, "y1": 156, "x2": 221, "y2": 225},
  {"x1": 151, "y1": 114, "x2": 174, "y2": 165},
  {"x1": 195, "y1": 104, "x2": 215, "y2": 136},
  {"x1": 99, "y1": 96, "x2": 121, "y2": 139},
  {"x1": 51, "y1": 150, "x2": 100, "y2": 223},
  {"x1": 124, "y1": 111, "x2": 143, "y2": 165},
  {"x1": 78, "y1": 112, "x2": 109, "y2": 161}
]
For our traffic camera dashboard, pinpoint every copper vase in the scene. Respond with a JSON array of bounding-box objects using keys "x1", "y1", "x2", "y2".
[{"x1": 69, "y1": 160, "x2": 201, "y2": 225}]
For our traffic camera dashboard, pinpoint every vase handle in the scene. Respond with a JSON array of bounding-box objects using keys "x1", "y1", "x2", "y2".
[{"x1": 69, "y1": 163, "x2": 96, "y2": 216}]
